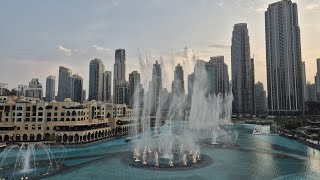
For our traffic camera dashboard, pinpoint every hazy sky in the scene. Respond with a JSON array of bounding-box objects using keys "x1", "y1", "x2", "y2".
[{"x1": 0, "y1": 0, "x2": 319, "y2": 93}]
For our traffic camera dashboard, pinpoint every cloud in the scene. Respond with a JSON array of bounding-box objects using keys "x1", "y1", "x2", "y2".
[
  {"x1": 93, "y1": 45, "x2": 111, "y2": 52},
  {"x1": 57, "y1": 45, "x2": 72, "y2": 55},
  {"x1": 208, "y1": 44, "x2": 230, "y2": 49},
  {"x1": 217, "y1": 0, "x2": 223, "y2": 7}
]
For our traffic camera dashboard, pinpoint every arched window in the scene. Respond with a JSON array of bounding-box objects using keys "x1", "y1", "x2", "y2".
[
  {"x1": 46, "y1": 127, "x2": 50, "y2": 130},
  {"x1": 38, "y1": 107, "x2": 43, "y2": 111},
  {"x1": 67, "y1": 111, "x2": 71, "y2": 116},
  {"x1": 72, "y1": 111, "x2": 76, "y2": 116}
]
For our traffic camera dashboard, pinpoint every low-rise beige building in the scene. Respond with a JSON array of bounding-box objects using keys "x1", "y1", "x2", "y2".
[{"x1": 0, "y1": 96, "x2": 136, "y2": 144}]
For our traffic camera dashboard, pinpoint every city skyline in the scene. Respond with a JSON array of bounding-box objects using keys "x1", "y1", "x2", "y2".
[{"x1": 0, "y1": 0, "x2": 319, "y2": 93}]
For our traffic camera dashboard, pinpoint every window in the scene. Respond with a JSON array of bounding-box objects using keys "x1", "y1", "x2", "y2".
[
  {"x1": 46, "y1": 127, "x2": 50, "y2": 130},
  {"x1": 32, "y1": 118, "x2": 36, "y2": 122},
  {"x1": 55, "y1": 107, "x2": 58, "y2": 110},
  {"x1": 25, "y1": 126, "x2": 28, "y2": 130},
  {"x1": 38, "y1": 107, "x2": 43, "y2": 111},
  {"x1": 26, "y1": 107, "x2": 31, "y2": 111},
  {"x1": 17, "y1": 127, "x2": 20, "y2": 130},
  {"x1": 61, "y1": 112, "x2": 65, "y2": 116},
  {"x1": 38, "y1": 127, "x2": 41, "y2": 130},
  {"x1": 38, "y1": 112, "x2": 43, "y2": 116},
  {"x1": 54, "y1": 118, "x2": 58, "y2": 121},
  {"x1": 47, "y1": 118, "x2": 51, "y2": 121},
  {"x1": 25, "y1": 118, "x2": 30, "y2": 122},
  {"x1": 17, "y1": 107, "x2": 22, "y2": 110},
  {"x1": 54, "y1": 112, "x2": 58, "y2": 116},
  {"x1": 60, "y1": 118, "x2": 64, "y2": 121},
  {"x1": 47, "y1": 112, "x2": 51, "y2": 117},
  {"x1": 38, "y1": 118, "x2": 43, "y2": 122},
  {"x1": 32, "y1": 127, "x2": 35, "y2": 130}
]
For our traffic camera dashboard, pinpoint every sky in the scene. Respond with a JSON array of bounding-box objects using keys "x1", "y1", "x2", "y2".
[{"x1": 0, "y1": 0, "x2": 319, "y2": 94}]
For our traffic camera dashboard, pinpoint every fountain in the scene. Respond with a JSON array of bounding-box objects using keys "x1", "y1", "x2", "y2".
[
  {"x1": 188, "y1": 61, "x2": 238, "y2": 147},
  {"x1": 0, "y1": 142, "x2": 66, "y2": 179}
]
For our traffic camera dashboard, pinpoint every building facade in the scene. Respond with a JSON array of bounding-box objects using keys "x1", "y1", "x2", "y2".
[
  {"x1": 171, "y1": 64, "x2": 185, "y2": 98},
  {"x1": 103, "y1": 71, "x2": 112, "y2": 102},
  {"x1": 129, "y1": 71, "x2": 141, "y2": 107},
  {"x1": 57, "y1": 66, "x2": 72, "y2": 102},
  {"x1": 150, "y1": 61, "x2": 162, "y2": 113},
  {"x1": 89, "y1": 58, "x2": 105, "y2": 101},
  {"x1": 209, "y1": 56, "x2": 229, "y2": 95},
  {"x1": 265, "y1": 0, "x2": 303, "y2": 115},
  {"x1": 0, "y1": 97, "x2": 135, "y2": 144},
  {"x1": 71, "y1": 74, "x2": 83, "y2": 103},
  {"x1": 46, "y1": 76, "x2": 56, "y2": 102},
  {"x1": 25, "y1": 78, "x2": 43, "y2": 99},
  {"x1": 113, "y1": 49, "x2": 126, "y2": 104},
  {"x1": 254, "y1": 82, "x2": 267, "y2": 115},
  {"x1": 231, "y1": 23, "x2": 255, "y2": 115}
]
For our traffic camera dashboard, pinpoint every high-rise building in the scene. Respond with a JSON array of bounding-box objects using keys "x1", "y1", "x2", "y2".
[
  {"x1": 103, "y1": 71, "x2": 112, "y2": 102},
  {"x1": 188, "y1": 73, "x2": 195, "y2": 96},
  {"x1": 0, "y1": 83, "x2": 9, "y2": 96},
  {"x1": 171, "y1": 64, "x2": 185, "y2": 98},
  {"x1": 231, "y1": 23, "x2": 255, "y2": 115},
  {"x1": 26, "y1": 78, "x2": 43, "y2": 99},
  {"x1": 117, "y1": 81, "x2": 129, "y2": 105},
  {"x1": 57, "y1": 66, "x2": 72, "y2": 101},
  {"x1": 205, "y1": 61, "x2": 217, "y2": 95},
  {"x1": 265, "y1": 0, "x2": 303, "y2": 115},
  {"x1": 306, "y1": 82, "x2": 316, "y2": 102},
  {"x1": 301, "y1": 62, "x2": 307, "y2": 102},
  {"x1": 129, "y1": 71, "x2": 141, "y2": 107},
  {"x1": 113, "y1": 49, "x2": 126, "y2": 104},
  {"x1": 71, "y1": 74, "x2": 83, "y2": 103},
  {"x1": 82, "y1": 89, "x2": 86, "y2": 102},
  {"x1": 89, "y1": 58, "x2": 105, "y2": 101},
  {"x1": 315, "y1": 59, "x2": 320, "y2": 101},
  {"x1": 45, "y1": 76, "x2": 56, "y2": 102},
  {"x1": 150, "y1": 61, "x2": 162, "y2": 113},
  {"x1": 254, "y1": 82, "x2": 267, "y2": 115},
  {"x1": 209, "y1": 56, "x2": 229, "y2": 94},
  {"x1": 17, "y1": 85, "x2": 28, "y2": 97}
]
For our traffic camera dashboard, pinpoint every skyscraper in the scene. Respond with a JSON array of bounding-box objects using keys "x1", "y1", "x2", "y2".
[
  {"x1": 306, "y1": 82, "x2": 316, "y2": 102},
  {"x1": 103, "y1": 71, "x2": 112, "y2": 102},
  {"x1": 71, "y1": 74, "x2": 83, "y2": 103},
  {"x1": 150, "y1": 61, "x2": 162, "y2": 113},
  {"x1": 89, "y1": 58, "x2": 105, "y2": 101},
  {"x1": 254, "y1": 82, "x2": 267, "y2": 115},
  {"x1": 188, "y1": 72, "x2": 195, "y2": 96},
  {"x1": 26, "y1": 78, "x2": 43, "y2": 99},
  {"x1": 117, "y1": 81, "x2": 129, "y2": 105},
  {"x1": 301, "y1": 62, "x2": 307, "y2": 102},
  {"x1": 205, "y1": 61, "x2": 217, "y2": 95},
  {"x1": 315, "y1": 58, "x2": 320, "y2": 101},
  {"x1": 171, "y1": 64, "x2": 185, "y2": 98},
  {"x1": 113, "y1": 49, "x2": 126, "y2": 104},
  {"x1": 265, "y1": 0, "x2": 303, "y2": 115},
  {"x1": 46, "y1": 76, "x2": 56, "y2": 102},
  {"x1": 231, "y1": 23, "x2": 255, "y2": 115},
  {"x1": 129, "y1": 71, "x2": 141, "y2": 107},
  {"x1": 209, "y1": 56, "x2": 229, "y2": 95},
  {"x1": 57, "y1": 66, "x2": 72, "y2": 101}
]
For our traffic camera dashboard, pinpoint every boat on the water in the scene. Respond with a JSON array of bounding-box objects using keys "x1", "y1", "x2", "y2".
[
  {"x1": 252, "y1": 125, "x2": 263, "y2": 135},
  {"x1": 0, "y1": 142, "x2": 7, "y2": 149},
  {"x1": 125, "y1": 137, "x2": 131, "y2": 142}
]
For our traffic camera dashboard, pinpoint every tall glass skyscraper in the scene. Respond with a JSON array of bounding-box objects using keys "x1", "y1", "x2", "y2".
[
  {"x1": 265, "y1": 0, "x2": 303, "y2": 115},
  {"x1": 89, "y1": 58, "x2": 105, "y2": 101},
  {"x1": 113, "y1": 49, "x2": 126, "y2": 104},
  {"x1": 231, "y1": 23, "x2": 255, "y2": 116},
  {"x1": 45, "y1": 75, "x2": 55, "y2": 102},
  {"x1": 57, "y1": 66, "x2": 72, "y2": 102}
]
